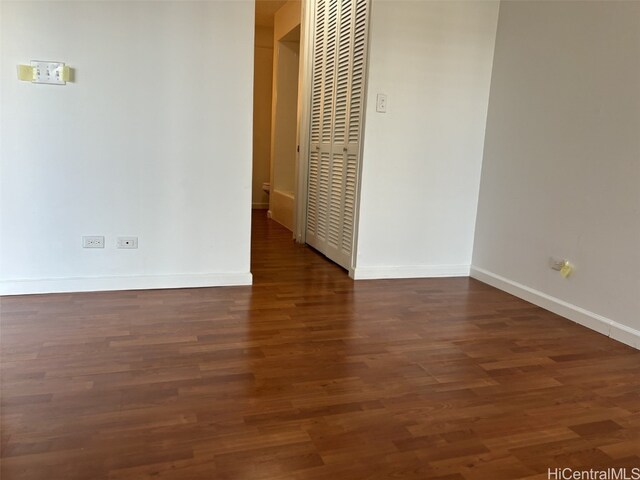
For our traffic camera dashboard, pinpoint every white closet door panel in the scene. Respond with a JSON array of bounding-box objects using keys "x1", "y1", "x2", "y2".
[
  {"x1": 341, "y1": 152, "x2": 358, "y2": 255},
  {"x1": 307, "y1": 149, "x2": 320, "y2": 236},
  {"x1": 348, "y1": 0, "x2": 367, "y2": 145},
  {"x1": 307, "y1": 0, "x2": 325, "y2": 250},
  {"x1": 321, "y1": 0, "x2": 338, "y2": 145},
  {"x1": 310, "y1": 0, "x2": 324, "y2": 145},
  {"x1": 316, "y1": 150, "x2": 331, "y2": 244},
  {"x1": 327, "y1": 149, "x2": 345, "y2": 249},
  {"x1": 333, "y1": 0, "x2": 352, "y2": 146}
]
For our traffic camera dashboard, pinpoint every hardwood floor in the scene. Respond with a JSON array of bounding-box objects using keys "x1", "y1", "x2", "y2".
[{"x1": 1, "y1": 211, "x2": 639, "y2": 479}]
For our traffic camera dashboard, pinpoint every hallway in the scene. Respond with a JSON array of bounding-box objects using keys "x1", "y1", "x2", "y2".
[{"x1": 1, "y1": 213, "x2": 639, "y2": 479}]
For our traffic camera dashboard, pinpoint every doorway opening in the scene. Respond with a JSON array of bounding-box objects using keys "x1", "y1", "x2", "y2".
[
  {"x1": 252, "y1": 0, "x2": 309, "y2": 256},
  {"x1": 252, "y1": 1, "x2": 301, "y2": 231},
  {"x1": 251, "y1": 0, "x2": 370, "y2": 276}
]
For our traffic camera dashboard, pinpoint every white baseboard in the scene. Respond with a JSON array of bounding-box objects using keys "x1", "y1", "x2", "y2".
[
  {"x1": 0, "y1": 272, "x2": 253, "y2": 296},
  {"x1": 352, "y1": 264, "x2": 470, "y2": 280},
  {"x1": 252, "y1": 202, "x2": 269, "y2": 209},
  {"x1": 609, "y1": 322, "x2": 640, "y2": 350},
  {"x1": 470, "y1": 266, "x2": 639, "y2": 350}
]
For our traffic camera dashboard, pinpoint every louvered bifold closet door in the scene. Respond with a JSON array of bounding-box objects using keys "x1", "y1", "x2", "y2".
[{"x1": 306, "y1": 0, "x2": 369, "y2": 270}]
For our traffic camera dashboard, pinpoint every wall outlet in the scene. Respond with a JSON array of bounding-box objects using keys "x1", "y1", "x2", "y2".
[
  {"x1": 82, "y1": 236, "x2": 105, "y2": 248},
  {"x1": 117, "y1": 236, "x2": 138, "y2": 249}
]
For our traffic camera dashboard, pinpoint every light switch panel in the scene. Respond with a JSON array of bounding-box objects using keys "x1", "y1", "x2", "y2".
[
  {"x1": 32, "y1": 61, "x2": 66, "y2": 85},
  {"x1": 376, "y1": 93, "x2": 387, "y2": 113}
]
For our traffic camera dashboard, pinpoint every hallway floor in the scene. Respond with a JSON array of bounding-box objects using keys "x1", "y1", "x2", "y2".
[{"x1": 1, "y1": 211, "x2": 639, "y2": 479}]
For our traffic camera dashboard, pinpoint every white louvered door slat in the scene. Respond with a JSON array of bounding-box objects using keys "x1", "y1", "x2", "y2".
[{"x1": 306, "y1": 0, "x2": 369, "y2": 269}]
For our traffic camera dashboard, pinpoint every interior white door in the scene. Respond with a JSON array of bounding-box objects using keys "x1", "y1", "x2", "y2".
[{"x1": 306, "y1": 0, "x2": 369, "y2": 270}]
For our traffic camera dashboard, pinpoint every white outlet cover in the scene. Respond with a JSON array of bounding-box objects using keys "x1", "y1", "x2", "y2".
[
  {"x1": 117, "y1": 237, "x2": 138, "y2": 249},
  {"x1": 82, "y1": 236, "x2": 105, "y2": 248}
]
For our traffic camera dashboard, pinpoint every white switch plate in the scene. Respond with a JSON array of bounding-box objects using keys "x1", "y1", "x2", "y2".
[
  {"x1": 376, "y1": 93, "x2": 387, "y2": 113},
  {"x1": 32, "y1": 61, "x2": 66, "y2": 85},
  {"x1": 82, "y1": 236, "x2": 105, "y2": 248},
  {"x1": 117, "y1": 237, "x2": 138, "y2": 249}
]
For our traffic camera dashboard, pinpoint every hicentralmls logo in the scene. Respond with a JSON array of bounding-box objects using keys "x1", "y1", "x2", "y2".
[{"x1": 548, "y1": 468, "x2": 640, "y2": 480}]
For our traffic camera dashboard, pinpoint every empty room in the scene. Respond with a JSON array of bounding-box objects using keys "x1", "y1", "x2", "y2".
[{"x1": 1, "y1": 0, "x2": 638, "y2": 479}]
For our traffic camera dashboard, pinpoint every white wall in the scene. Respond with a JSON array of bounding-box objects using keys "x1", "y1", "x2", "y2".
[
  {"x1": 472, "y1": 1, "x2": 640, "y2": 348},
  {"x1": 0, "y1": 1, "x2": 255, "y2": 294},
  {"x1": 354, "y1": 0, "x2": 499, "y2": 279}
]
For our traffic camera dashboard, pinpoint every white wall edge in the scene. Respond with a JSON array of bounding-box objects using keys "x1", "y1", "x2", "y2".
[
  {"x1": 0, "y1": 272, "x2": 253, "y2": 296},
  {"x1": 352, "y1": 264, "x2": 470, "y2": 280},
  {"x1": 470, "y1": 266, "x2": 639, "y2": 350}
]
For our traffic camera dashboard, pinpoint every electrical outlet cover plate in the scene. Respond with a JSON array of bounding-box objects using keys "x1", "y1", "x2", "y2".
[
  {"x1": 82, "y1": 236, "x2": 105, "y2": 248},
  {"x1": 117, "y1": 237, "x2": 138, "y2": 249}
]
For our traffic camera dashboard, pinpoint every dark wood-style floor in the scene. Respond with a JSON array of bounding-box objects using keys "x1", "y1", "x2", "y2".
[{"x1": 1, "y1": 212, "x2": 639, "y2": 479}]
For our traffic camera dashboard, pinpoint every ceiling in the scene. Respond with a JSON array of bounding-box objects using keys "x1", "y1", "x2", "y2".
[{"x1": 255, "y1": 0, "x2": 288, "y2": 27}]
